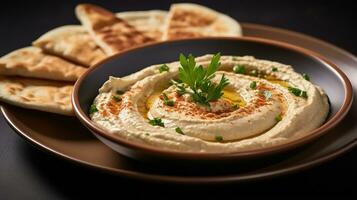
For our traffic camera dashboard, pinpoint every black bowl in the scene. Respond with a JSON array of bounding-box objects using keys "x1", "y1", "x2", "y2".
[{"x1": 72, "y1": 37, "x2": 352, "y2": 163}]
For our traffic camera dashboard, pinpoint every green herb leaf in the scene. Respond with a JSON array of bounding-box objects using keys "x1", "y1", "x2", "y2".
[
  {"x1": 149, "y1": 118, "x2": 165, "y2": 127},
  {"x1": 301, "y1": 91, "x2": 308, "y2": 99},
  {"x1": 112, "y1": 95, "x2": 122, "y2": 102},
  {"x1": 206, "y1": 74, "x2": 229, "y2": 102},
  {"x1": 272, "y1": 67, "x2": 278, "y2": 72},
  {"x1": 175, "y1": 53, "x2": 229, "y2": 106},
  {"x1": 215, "y1": 135, "x2": 224, "y2": 142},
  {"x1": 158, "y1": 64, "x2": 169, "y2": 73},
  {"x1": 288, "y1": 86, "x2": 302, "y2": 96},
  {"x1": 170, "y1": 80, "x2": 186, "y2": 95},
  {"x1": 175, "y1": 127, "x2": 184, "y2": 135},
  {"x1": 288, "y1": 86, "x2": 308, "y2": 99},
  {"x1": 206, "y1": 54, "x2": 221, "y2": 77},
  {"x1": 89, "y1": 104, "x2": 98, "y2": 114},
  {"x1": 250, "y1": 81, "x2": 257, "y2": 89},
  {"x1": 302, "y1": 73, "x2": 310, "y2": 81},
  {"x1": 162, "y1": 93, "x2": 174, "y2": 106},
  {"x1": 263, "y1": 90, "x2": 272, "y2": 100},
  {"x1": 233, "y1": 65, "x2": 246, "y2": 74},
  {"x1": 275, "y1": 114, "x2": 282, "y2": 122},
  {"x1": 250, "y1": 69, "x2": 259, "y2": 77}
]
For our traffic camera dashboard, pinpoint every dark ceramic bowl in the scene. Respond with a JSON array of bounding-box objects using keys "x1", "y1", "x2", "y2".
[{"x1": 72, "y1": 37, "x2": 352, "y2": 163}]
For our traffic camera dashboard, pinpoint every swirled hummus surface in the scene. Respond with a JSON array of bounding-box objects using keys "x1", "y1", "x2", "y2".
[{"x1": 90, "y1": 54, "x2": 329, "y2": 153}]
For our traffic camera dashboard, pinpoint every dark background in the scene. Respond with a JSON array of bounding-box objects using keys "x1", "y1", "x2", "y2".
[{"x1": 0, "y1": 0, "x2": 356, "y2": 198}]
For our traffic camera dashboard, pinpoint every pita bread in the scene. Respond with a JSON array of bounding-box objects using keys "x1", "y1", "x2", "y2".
[
  {"x1": 116, "y1": 10, "x2": 167, "y2": 41},
  {"x1": 162, "y1": 3, "x2": 242, "y2": 40},
  {"x1": 0, "y1": 76, "x2": 73, "y2": 116},
  {"x1": 33, "y1": 25, "x2": 106, "y2": 67},
  {"x1": 75, "y1": 4, "x2": 156, "y2": 55},
  {"x1": 0, "y1": 47, "x2": 86, "y2": 82}
]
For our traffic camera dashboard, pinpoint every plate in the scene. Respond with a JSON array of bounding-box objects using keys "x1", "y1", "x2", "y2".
[
  {"x1": 1, "y1": 23, "x2": 357, "y2": 183},
  {"x1": 73, "y1": 36, "x2": 352, "y2": 162}
]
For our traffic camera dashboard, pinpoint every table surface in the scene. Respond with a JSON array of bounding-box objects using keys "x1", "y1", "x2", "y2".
[{"x1": 0, "y1": 0, "x2": 356, "y2": 198}]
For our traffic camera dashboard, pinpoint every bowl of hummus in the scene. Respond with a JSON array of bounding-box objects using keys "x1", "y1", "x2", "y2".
[{"x1": 72, "y1": 37, "x2": 352, "y2": 162}]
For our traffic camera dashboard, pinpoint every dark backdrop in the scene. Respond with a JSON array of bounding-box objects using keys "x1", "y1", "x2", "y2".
[{"x1": 0, "y1": 0, "x2": 356, "y2": 198}]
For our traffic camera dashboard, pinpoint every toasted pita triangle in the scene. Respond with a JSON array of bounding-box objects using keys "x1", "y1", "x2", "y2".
[
  {"x1": 75, "y1": 4, "x2": 156, "y2": 55},
  {"x1": 0, "y1": 76, "x2": 73, "y2": 116},
  {"x1": 33, "y1": 25, "x2": 106, "y2": 67},
  {"x1": 0, "y1": 47, "x2": 86, "y2": 82},
  {"x1": 116, "y1": 10, "x2": 168, "y2": 41},
  {"x1": 162, "y1": 3, "x2": 242, "y2": 40}
]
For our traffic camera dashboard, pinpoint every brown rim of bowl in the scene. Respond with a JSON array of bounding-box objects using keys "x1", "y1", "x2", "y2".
[{"x1": 72, "y1": 36, "x2": 353, "y2": 160}]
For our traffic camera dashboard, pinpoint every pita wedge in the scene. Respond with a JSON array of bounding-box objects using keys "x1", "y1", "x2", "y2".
[
  {"x1": 75, "y1": 4, "x2": 156, "y2": 55},
  {"x1": 33, "y1": 25, "x2": 106, "y2": 67},
  {"x1": 0, "y1": 76, "x2": 73, "y2": 116},
  {"x1": 162, "y1": 3, "x2": 242, "y2": 40},
  {"x1": 116, "y1": 10, "x2": 168, "y2": 41},
  {"x1": 0, "y1": 47, "x2": 86, "y2": 82}
]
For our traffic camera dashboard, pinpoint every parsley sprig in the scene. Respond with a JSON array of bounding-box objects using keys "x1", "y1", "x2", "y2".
[
  {"x1": 149, "y1": 118, "x2": 165, "y2": 127},
  {"x1": 162, "y1": 93, "x2": 174, "y2": 106},
  {"x1": 173, "y1": 53, "x2": 229, "y2": 106},
  {"x1": 89, "y1": 104, "x2": 98, "y2": 114},
  {"x1": 159, "y1": 64, "x2": 169, "y2": 73},
  {"x1": 288, "y1": 86, "x2": 308, "y2": 99}
]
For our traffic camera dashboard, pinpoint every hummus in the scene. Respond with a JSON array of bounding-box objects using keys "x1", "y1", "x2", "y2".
[{"x1": 90, "y1": 55, "x2": 329, "y2": 153}]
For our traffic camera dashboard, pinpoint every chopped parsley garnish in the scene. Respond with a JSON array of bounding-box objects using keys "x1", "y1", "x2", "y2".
[
  {"x1": 89, "y1": 104, "x2": 98, "y2": 114},
  {"x1": 263, "y1": 90, "x2": 272, "y2": 100},
  {"x1": 171, "y1": 80, "x2": 187, "y2": 96},
  {"x1": 250, "y1": 81, "x2": 257, "y2": 89},
  {"x1": 149, "y1": 118, "x2": 165, "y2": 127},
  {"x1": 158, "y1": 64, "x2": 169, "y2": 73},
  {"x1": 272, "y1": 67, "x2": 278, "y2": 72},
  {"x1": 215, "y1": 135, "x2": 224, "y2": 142},
  {"x1": 116, "y1": 90, "x2": 124, "y2": 95},
  {"x1": 172, "y1": 53, "x2": 229, "y2": 106},
  {"x1": 250, "y1": 69, "x2": 259, "y2": 77},
  {"x1": 112, "y1": 95, "x2": 122, "y2": 102},
  {"x1": 288, "y1": 86, "x2": 308, "y2": 99},
  {"x1": 288, "y1": 87, "x2": 302, "y2": 96},
  {"x1": 301, "y1": 91, "x2": 308, "y2": 99},
  {"x1": 275, "y1": 114, "x2": 282, "y2": 122},
  {"x1": 175, "y1": 127, "x2": 184, "y2": 135},
  {"x1": 302, "y1": 73, "x2": 310, "y2": 81},
  {"x1": 162, "y1": 93, "x2": 174, "y2": 106},
  {"x1": 233, "y1": 65, "x2": 246, "y2": 74}
]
